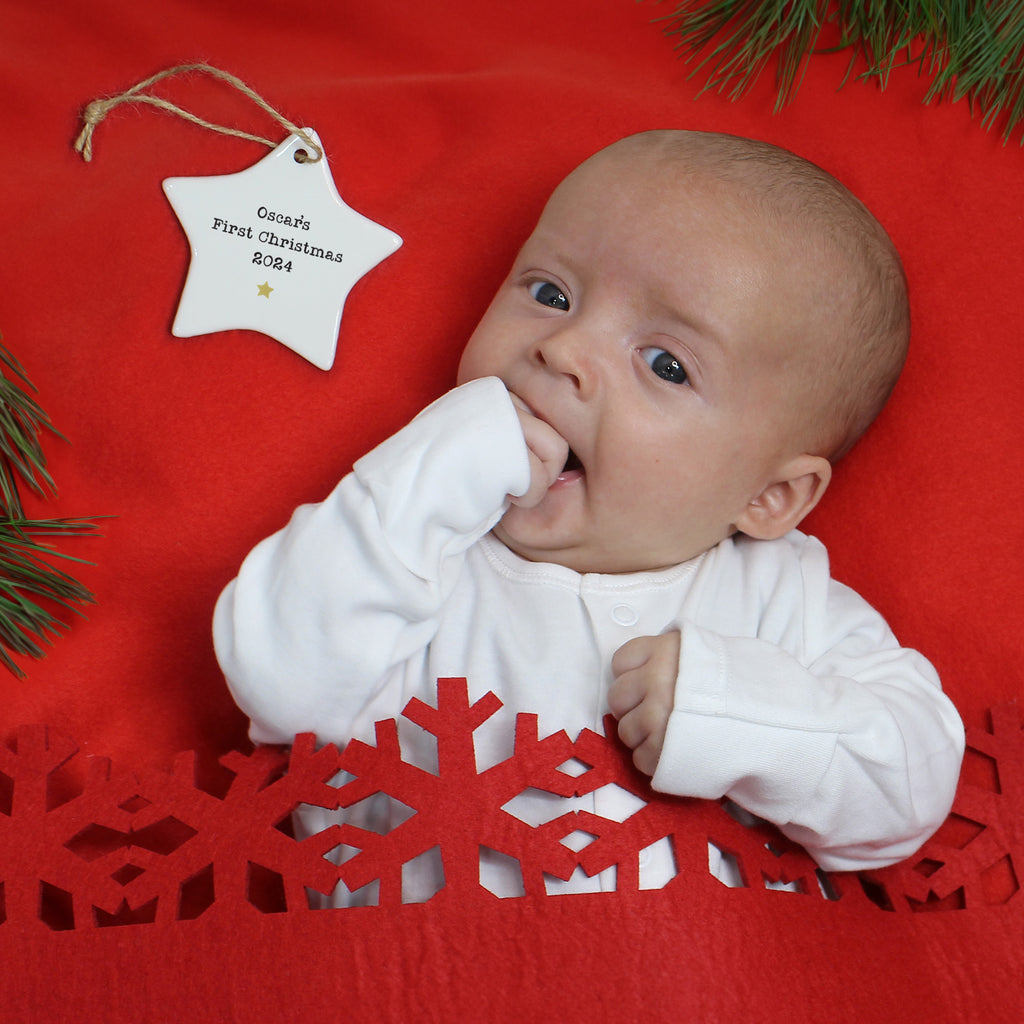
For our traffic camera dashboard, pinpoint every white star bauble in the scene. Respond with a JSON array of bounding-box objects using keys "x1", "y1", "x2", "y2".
[{"x1": 163, "y1": 129, "x2": 402, "y2": 370}]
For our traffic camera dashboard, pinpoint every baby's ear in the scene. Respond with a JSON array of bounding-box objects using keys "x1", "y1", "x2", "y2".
[{"x1": 734, "y1": 455, "x2": 832, "y2": 541}]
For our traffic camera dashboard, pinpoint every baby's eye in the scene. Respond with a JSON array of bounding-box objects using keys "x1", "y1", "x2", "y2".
[
  {"x1": 529, "y1": 280, "x2": 570, "y2": 310},
  {"x1": 640, "y1": 348, "x2": 689, "y2": 385}
]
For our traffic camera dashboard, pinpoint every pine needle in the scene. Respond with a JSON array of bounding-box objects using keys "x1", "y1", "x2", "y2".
[
  {"x1": 654, "y1": 0, "x2": 1024, "y2": 142},
  {"x1": 0, "y1": 336, "x2": 99, "y2": 678}
]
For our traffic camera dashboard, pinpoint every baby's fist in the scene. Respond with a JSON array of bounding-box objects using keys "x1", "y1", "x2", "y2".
[
  {"x1": 608, "y1": 631, "x2": 681, "y2": 776},
  {"x1": 508, "y1": 394, "x2": 569, "y2": 508}
]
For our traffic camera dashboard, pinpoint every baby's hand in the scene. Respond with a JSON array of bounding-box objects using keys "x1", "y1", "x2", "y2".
[
  {"x1": 608, "y1": 631, "x2": 681, "y2": 776},
  {"x1": 508, "y1": 394, "x2": 569, "y2": 508}
]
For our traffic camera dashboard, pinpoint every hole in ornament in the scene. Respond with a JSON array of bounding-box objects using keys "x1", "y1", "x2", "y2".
[
  {"x1": 907, "y1": 887, "x2": 966, "y2": 913},
  {"x1": 544, "y1": 863, "x2": 614, "y2": 894},
  {"x1": 479, "y1": 847, "x2": 525, "y2": 898},
  {"x1": 111, "y1": 863, "x2": 146, "y2": 887},
  {"x1": 858, "y1": 874, "x2": 895, "y2": 911},
  {"x1": 720, "y1": 798, "x2": 759, "y2": 826},
  {"x1": 336, "y1": 877, "x2": 380, "y2": 907},
  {"x1": 912, "y1": 857, "x2": 944, "y2": 879},
  {"x1": 131, "y1": 816, "x2": 198, "y2": 855},
  {"x1": 304, "y1": 841, "x2": 379, "y2": 909},
  {"x1": 708, "y1": 841, "x2": 747, "y2": 888},
  {"x1": 247, "y1": 862, "x2": 287, "y2": 914},
  {"x1": 556, "y1": 757, "x2": 593, "y2": 778},
  {"x1": 293, "y1": 803, "x2": 340, "y2": 850},
  {"x1": 95, "y1": 897, "x2": 157, "y2": 927},
  {"x1": 179, "y1": 863, "x2": 216, "y2": 920},
  {"x1": 39, "y1": 881, "x2": 75, "y2": 930},
  {"x1": 304, "y1": 886, "x2": 329, "y2": 910},
  {"x1": 501, "y1": 788, "x2": 567, "y2": 825},
  {"x1": 307, "y1": 864, "x2": 383, "y2": 909},
  {"x1": 0, "y1": 771, "x2": 12, "y2": 816},
  {"x1": 334, "y1": 841, "x2": 360, "y2": 866},
  {"x1": 65, "y1": 823, "x2": 129, "y2": 861},
  {"x1": 338, "y1": 793, "x2": 417, "y2": 835},
  {"x1": 638, "y1": 836, "x2": 677, "y2": 890},
  {"x1": 816, "y1": 869, "x2": 841, "y2": 901},
  {"x1": 559, "y1": 829, "x2": 597, "y2": 852},
  {"x1": 401, "y1": 845, "x2": 445, "y2": 904},
  {"x1": 590, "y1": 783, "x2": 647, "y2": 820},
  {"x1": 761, "y1": 871, "x2": 804, "y2": 894},
  {"x1": 293, "y1": 149, "x2": 309, "y2": 164},
  {"x1": 397, "y1": 714, "x2": 441, "y2": 775},
  {"x1": 502, "y1": 783, "x2": 645, "y2": 827}
]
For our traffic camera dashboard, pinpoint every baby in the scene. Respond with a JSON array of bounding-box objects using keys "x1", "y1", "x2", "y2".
[{"x1": 214, "y1": 130, "x2": 964, "y2": 902}]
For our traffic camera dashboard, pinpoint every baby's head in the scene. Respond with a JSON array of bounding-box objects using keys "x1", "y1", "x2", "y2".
[{"x1": 458, "y1": 130, "x2": 909, "y2": 574}]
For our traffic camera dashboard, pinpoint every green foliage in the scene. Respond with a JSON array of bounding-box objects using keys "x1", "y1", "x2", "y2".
[
  {"x1": 0, "y1": 339, "x2": 97, "y2": 677},
  {"x1": 657, "y1": 0, "x2": 1024, "y2": 140}
]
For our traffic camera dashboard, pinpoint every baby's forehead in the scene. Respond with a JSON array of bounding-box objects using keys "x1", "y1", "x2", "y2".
[
  {"x1": 549, "y1": 151, "x2": 852, "y2": 347},
  {"x1": 541, "y1": 159, "x2": 819, "y2": 291},
  {"x1": 567, "y1": 136, "x2": 852, "y2": 233},
  {"x1": 550, "y1": 147, "x2": 798, "y2": 246}
]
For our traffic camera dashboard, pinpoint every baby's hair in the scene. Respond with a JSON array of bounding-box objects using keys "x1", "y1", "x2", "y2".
[{"x1": 606, "y1": 130, "x2": 910, "y2": 461}]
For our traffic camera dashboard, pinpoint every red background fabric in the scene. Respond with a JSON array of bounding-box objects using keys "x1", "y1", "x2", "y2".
[{"x1": 1, "y1": 1, "x2": 1021, "y2": 1020}]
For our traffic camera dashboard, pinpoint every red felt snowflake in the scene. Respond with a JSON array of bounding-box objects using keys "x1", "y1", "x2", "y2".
[
  {"x1": 865, "y1": 702, "x2": 1023, "y2": 911},
  {"x1": 332, "y1": 683, "x2": 832, "y2": 904},
  {"x1": 568, "y1": 717, "x2": 824, "y2": 895},
  {"x1": 0, "y1": 725, "x2": 138, "y2": 930},
  {"x1": 1, "y1": 690, "x2": 1019, "y2": 927},
  {"x1": 335, "y1": 678, "x2": 581, "y2": 904},
  {"x1": 118, "y1": 734, "x2": 344, "y2": 921}
]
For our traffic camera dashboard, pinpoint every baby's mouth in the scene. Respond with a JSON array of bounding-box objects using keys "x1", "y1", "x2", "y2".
[{"x1": 558, "y1": 448, "x2": 584, "y2": 480}]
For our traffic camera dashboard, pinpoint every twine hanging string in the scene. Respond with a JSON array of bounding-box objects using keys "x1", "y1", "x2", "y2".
[{"x1": 74, "y1": 63, "x2": 323, "y2": 164}]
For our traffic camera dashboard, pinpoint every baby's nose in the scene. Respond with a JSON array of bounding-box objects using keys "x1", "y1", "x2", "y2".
[{"x1": 534, "y1": 325, "x2": 595, "y2": 394}]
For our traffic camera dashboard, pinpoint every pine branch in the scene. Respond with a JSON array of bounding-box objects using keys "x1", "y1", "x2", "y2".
[
  {"x1": 0, "y1": 343, "x2": 63, "y2": 516},
  {"x1": 0, "y1": 336, "x2": 99, "y2": 678},
  {"x1": 0, "y1": 520, "x2": 96, "y2": 675},
  {"x1": 660, "y1": 0, "x2": 831, "y2": 110},
  {"x1": 654, "y1": 0, "x2": 1024, "y2": 142}
]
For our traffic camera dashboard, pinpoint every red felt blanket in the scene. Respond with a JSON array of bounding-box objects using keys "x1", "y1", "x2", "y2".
[{"x1": 1, "y1": 1, "x2": 1021, "y2": 1020}]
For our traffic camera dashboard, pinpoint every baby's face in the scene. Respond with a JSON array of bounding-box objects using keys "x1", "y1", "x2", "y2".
[{"x1": 458, "y1": 152, "x2": 819, "y2": 574}]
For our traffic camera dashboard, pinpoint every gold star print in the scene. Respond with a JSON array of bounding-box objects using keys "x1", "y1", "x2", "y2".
[{"x1": 257, "y1": 281, "x2": 274, "y2": 298}]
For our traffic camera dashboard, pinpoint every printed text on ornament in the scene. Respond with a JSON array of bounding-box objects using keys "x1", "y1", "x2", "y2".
[{"x1": 209, "y1": 205, "x2": 345, "y2": 268}]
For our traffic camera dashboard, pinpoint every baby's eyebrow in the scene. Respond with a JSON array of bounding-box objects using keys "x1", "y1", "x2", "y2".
[
  {"x1": 515, "y1": 230, "x2": 576, "y2": 267},
  {"x1": 646, "y1": 294, "x2": 724, "y2": 351}
]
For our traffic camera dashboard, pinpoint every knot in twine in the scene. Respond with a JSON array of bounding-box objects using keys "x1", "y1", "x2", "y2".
[{"x1": 74, "y1": 63, "x2": 323, "y2": 164}]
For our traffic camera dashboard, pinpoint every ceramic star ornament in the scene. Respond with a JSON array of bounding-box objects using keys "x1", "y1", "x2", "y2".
[{"x1": 163, "y1": 129, "x2": 402, "y2": 370}]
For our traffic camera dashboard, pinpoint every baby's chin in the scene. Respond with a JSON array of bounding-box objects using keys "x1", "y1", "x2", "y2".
[
  {"x1": 490, "y1": 520, "x2": 582, "y2": 571},
  {"x1": 489, "y1": 524, "x2": 658, "y2": 576},
  {"x1": 492, "y1": 511, "x2": 729, "y2": 575}
]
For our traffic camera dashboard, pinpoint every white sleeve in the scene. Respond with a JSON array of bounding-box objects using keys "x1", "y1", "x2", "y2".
[
  {"x1": 213, "y1": 377, "x2": 530, "y2": 746},
  {"x1": 652, "y1": 540, "x2": 965, "y2": 872}
]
